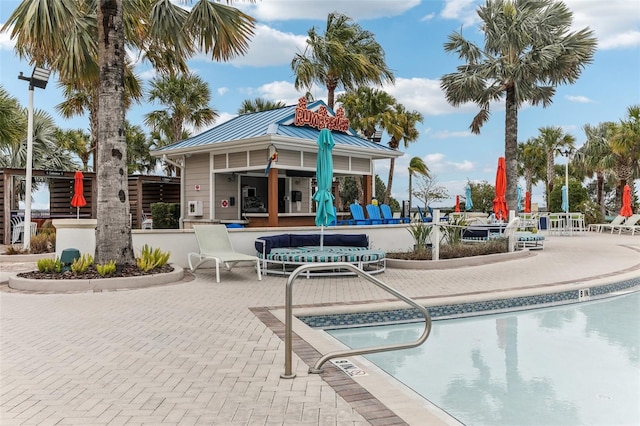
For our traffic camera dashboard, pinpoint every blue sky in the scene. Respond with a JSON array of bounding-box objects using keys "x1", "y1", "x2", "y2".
[{"x1": 1, "y1": 0, "x2": 639, "y2": 210}]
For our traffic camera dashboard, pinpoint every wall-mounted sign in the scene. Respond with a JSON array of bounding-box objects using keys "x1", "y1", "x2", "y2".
[
  {"x1": 294, "y1": 97, "x2": 350, "y2": 133},
  {"x1": 194, "y1": 184, "x2": 201, "y2": 191},
  {"x1": 45, "y1": 170, "x2": 65, "y2": 176},
  {"x1": 221, "y1": 199, "x2": 229, "y2": 208}
]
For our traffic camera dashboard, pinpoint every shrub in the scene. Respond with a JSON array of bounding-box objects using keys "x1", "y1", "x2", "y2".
[
  {"x1": 407, "y1": 222, "x2": 432, "y2": 252},
  {"x1": 71, "y1": 254, "x2": 94, "y2": 274},
  {"x1": 29, "y1": 233, "x2": 54, "y2": 254},
  {"x1": 4, "y1": 245, "x2": 27, "y2": 255},
  {"x1": 441, "y1": 216, "x2": 468, "y2": 245},
  {"x1": 136, "y1": 244, "x2": 170, "y2": 272},
  {"x1": 96, "y1": 260, "x2": 117, "y2": 277},
  {"x1": 150, "y1": 202, "x2": 180, "y2": 229},
  {"x1": 37, "y1": 257, "x2": 62, "y2": 273}
]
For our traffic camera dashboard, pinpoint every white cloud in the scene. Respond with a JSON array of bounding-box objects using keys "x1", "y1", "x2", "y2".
[
  {"x1": 440, "y1": 0, "x2": 479, "y2": 26},
  {"x1": 431, "y1": 130, "x2": 474, "y2": 139},
  {"x1": 217, "y1": 87, "x2": 228, "y2": 96},
  {"x1": 565, "y1": 0, "x2": 640, "y2": 50},
  {"x1": 447, "y1": 160, "x2": 474, "y2": 171},
  {"x1": 239, "y1": 1, "x2": 420, "y2": 21},
  {"x1": 421, "y1": 13, "x2": 435, "y2": 22},
  {"x1": 0, "y1": 25, "x2": 15, "y2": 50},
  {"x1": 565, "y1": 95, "x2": 593, "y2": 103},
  {"x1": 384, "y1": 77, "x2": 476, "y2": 117}
]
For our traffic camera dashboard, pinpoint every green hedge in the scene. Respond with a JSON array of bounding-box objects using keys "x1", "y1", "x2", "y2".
[{"x1": 150, "y1": 203, "x2": 180, "y2": 229}]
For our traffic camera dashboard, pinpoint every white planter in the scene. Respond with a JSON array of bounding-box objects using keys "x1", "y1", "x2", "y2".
[{"x1": 53, "y1": 219, "x2": 97, "y2": 258}]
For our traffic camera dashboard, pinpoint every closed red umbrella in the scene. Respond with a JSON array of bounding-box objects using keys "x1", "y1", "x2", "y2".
[
  {"x1": 493, "y1": 157, "x2": 508, "y2": 221},
  {"x1": 71, "y1": 170, "x2": 87, "y2": 219},
  {"x1": 455, "y1": 195, "x2": 460, "y2": 213},
  {"x1": 620, "y1": 184, "x2": 633, "y2": 217},
  {"x1": 524, "y1": 191, "x2": 531, "y2": 213}
]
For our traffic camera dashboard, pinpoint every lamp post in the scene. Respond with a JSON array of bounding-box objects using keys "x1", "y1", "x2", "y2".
[
  {"x1": 18, "y1": 66, "x2": 51, "y2": 250},
  {"x1": 558, "y1": 148, "x2": 572, "y2": 214}
]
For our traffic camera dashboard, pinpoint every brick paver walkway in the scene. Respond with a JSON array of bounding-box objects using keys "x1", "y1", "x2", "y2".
[{"x1": 1, "y1": 232, "x2": 639, "y2": 425}]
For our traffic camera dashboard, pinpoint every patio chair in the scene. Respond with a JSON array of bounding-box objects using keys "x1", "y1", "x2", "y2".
[
  {"x1": 188, "y1": 224, "x2": 262, "y2": 283},
  {"x1": 141, "y1": 211, "x2": 153, "y2": 229},
  {"x1": 365, "y1": 204, "x2": 385, "y2": 225},
  {"x1": 416, "y1": 206, "x2": 432, "y2": 223},
  {"x1": 349, "y1": 204, "x2": 373, "y2": 225},
  {"x1": 591, "y1": 215, "x2": 625, "y2": 233},
  {"x1": 10, "y1": 216, "x2": 37, "y2": 244},
  {"x1": 610, "y1": 214, "x2": 640, "y2": 235},
  {"x1": 380, "y1": 204, "x2": 409, "y2": 224}
]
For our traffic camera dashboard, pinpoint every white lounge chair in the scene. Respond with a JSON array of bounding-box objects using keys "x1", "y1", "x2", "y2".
[
  {"x1": 610, "y1": 214, "x2": 640, "y2": 235},
  {"x1": 188, "y1": 224, "x2": 262, "y2": 283},
  {"x1": 589, "y1": 215, "x2": 624, "y2": 232}
]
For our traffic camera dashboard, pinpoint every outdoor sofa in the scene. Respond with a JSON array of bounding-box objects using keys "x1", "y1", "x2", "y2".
[{"x1": 254, "y1": 233, "x2": 386, "y2": 277}]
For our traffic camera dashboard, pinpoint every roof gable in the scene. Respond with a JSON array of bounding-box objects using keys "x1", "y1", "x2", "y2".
[{"x1": 155, "y1": 100, "x2": 397, "y2": 156}]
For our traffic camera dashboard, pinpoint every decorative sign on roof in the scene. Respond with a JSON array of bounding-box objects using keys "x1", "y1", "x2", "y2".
[{"x1": 294, "y1": 98, "x2": 350, "y2": 133}]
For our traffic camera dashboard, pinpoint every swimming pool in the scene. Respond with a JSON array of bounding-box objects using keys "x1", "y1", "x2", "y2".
[{"x1": 327, "y1": 291, "x2": 640, "y2": 426}]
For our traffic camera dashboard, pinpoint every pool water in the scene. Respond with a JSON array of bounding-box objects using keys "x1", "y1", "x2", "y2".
[{"x1": 328, "y1": 291, "x2": 640, "y2": 426}]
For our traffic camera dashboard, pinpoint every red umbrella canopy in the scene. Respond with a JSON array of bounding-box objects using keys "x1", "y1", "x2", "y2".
[
  {"x1": 455, "y1": 195, "x2": 460, "y2": 212},
  {"x1": 620, "y1": 184, "x2": 633, "y2": 217},
  {"x1": 524, "y1": 191, "x2": 531, "y2": 213},
  {"x1": 493, "y1": 157, "x2": 508, "y2": 220},
  {"x1": 71, "y1": 171, "x2": 87, "y2": 208}
]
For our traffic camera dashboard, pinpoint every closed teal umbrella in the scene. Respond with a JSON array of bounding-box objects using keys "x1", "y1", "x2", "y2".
[
  {"x1": 561, "y1": 185, "x2": 569, "y2": 213},
  {"x1": 312, "y1": 128, "x2": 336, "y2": 249},
  {"x1": 465, "y1": 185, "x2": 473, "y2": 211}
]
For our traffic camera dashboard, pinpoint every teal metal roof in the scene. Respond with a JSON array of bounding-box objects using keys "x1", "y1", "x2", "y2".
[{"x1": 155, "y1": 100, "x2": 396, "y2": 154}]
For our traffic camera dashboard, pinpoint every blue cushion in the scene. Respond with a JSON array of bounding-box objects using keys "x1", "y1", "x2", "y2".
[
  {"x1": 322, "y1": 234, "x2": 368, "y2": 247},
  {"x1": 255, "y1": 234, "x2": 291, "y2": 254},
  {"x1": 290, "y1": 234, "x2": 321, "y2": 247}
]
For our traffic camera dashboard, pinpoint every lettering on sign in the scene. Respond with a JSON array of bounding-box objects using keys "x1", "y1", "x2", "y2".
[{"x1": 294, "y1": 97, "x2": 350, "y2": 133}]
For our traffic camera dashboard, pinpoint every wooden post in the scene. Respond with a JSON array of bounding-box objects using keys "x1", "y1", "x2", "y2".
[
  {"x1": 363, "y1": 175, "x2": 373, "y2": 205},
  {"x1": 268, "y1": 167, "x2": 278, "y2": 226}
]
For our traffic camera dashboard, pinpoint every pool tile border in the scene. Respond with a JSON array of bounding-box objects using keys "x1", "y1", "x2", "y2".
[{"x1": 299, "y1": 277, "x2": 640, "y2": 329}]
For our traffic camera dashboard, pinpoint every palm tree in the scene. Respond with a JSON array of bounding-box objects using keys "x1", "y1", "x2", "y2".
[
  {"x1": 0, "y1": 87, "x2": 26, "y2": 149},
  {"x1": 517, "y1": 138, "x2": 545, "y2": 199},
  {"x1": 1, "y1": 109, "x2": 77, "y2": 207},
  {"x1": 56, "y1": 129, "x2": 93, "y2": 171},
  {"x1": 238, "y1": 98, "x2": 286, "y2": 114},
  {"x1": 56, "y1": 63, "x2": 143, "y2": 171},
  {"x1": 5, "y1": 0, "x2": 255, "y2": 263},
  {"x1": 145, "y1": 72, "x2": 218, "y2": 144},
  {"x1": 440, "y1": 0, "x2": 596, "y2": 213},
  {"x1": 408, "y1": 156, "x2": 429, "y2": 214},
  {"x1": 610, "y1": 105, "x2": 640, "y2": 203},
  {"x1": 381, "y1": 103, "x2": 423, "y2": 205},
  {"x1": 291, "y1": 12, "x2": 394, "y2": 109},
  {"x1": 535, "y1": 126, "x2": 575, "y2": 207},
  {"x1": 126, "y1": 121, "x2": 158, "y2": 175},
  {"x1": 337, "y1": 87, "x2": 396, "y2": 203},
  {"x1": 573, "y1": 123, "x2": 615, "y2": 217}
]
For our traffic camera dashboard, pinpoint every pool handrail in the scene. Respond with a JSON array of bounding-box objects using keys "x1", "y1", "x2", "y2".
[{"x1": 280, "y1": 262, "x2": 432, "y2": 378}]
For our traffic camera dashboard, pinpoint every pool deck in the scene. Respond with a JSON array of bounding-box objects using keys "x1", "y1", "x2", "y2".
[{"x1": 1, "y1": 231, "x2": 639, "y2": 425}]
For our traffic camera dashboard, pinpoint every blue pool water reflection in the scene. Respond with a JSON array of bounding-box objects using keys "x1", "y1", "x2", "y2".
[{"x1": 328, "y1": 291, "x2": 640, "y2": 426}]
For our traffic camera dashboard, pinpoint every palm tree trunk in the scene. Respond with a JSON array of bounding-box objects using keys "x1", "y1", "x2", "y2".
[
  {"x1": 546, "y1": 148, "x2": 555, "y2": 208},
  {"x1": 504, "y1": 86, "x2": 518, "y2": 213},
  {"x1": 385, "y1": 158, "x2": 395, "y2": 205},
  {"x1": 596, "y1": 172, "x2": 605, "y2": 217},
  {"x1": 96, "y1": 0, "x2": 135, "y2": 264}
]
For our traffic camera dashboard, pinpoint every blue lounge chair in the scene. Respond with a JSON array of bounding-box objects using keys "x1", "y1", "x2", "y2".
[
  {"x1": 365, "y1": 204, "x2": 385, "y2": 225},
  {"x1": 334, "y1": 206, "x2": 355, "y2": 226},
  {"x1": 380, "y1": 204, "x2": 409, "y2": 224},
  {"x1": 349, "y1": 203, "x2": 373, "y2": 225},
  {"x1": 417, "y1": 206, "x2": 433, "y2": 223}
]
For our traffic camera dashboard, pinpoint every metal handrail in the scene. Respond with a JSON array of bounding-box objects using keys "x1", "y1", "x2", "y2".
[{"x1": 280, "y1": 262, "x2": 432, "y2": 379}]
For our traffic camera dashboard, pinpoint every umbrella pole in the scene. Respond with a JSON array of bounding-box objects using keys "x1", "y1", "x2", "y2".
[
  {"x1": 76, "y1": 206, "x2": 79, "y2": 219},
  {"x1": 320, "y1": 225, "x2": 324, "y2": 251}
]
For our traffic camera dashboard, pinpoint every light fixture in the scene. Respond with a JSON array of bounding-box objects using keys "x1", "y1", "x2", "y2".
[
  {"x1": 18, "y1": 66, "x2": 51, "y2": 250},
  {"x1": 558, "y1": 148, "x2": 573, "y2": 214}
]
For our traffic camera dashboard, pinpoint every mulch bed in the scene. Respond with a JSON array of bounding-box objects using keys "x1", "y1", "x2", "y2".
[{"x1": 17, "y1": 264, "x2": 174, "y2": 280}]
